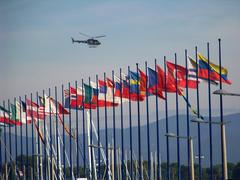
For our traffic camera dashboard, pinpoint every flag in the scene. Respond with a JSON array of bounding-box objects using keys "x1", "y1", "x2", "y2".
[
  {"x1": 188, "y1": 56, "x2": 218, "y2": 85},
  {"x1": 128, "y1": 71, "x2": 145, "y2": 101},
  {"x1": 25, "y1": 98, "x2": 45, "y2": 120},
  {"x1": 166, "y1": 61, "x2": 198, "y2": 89},
  {"x1": 113, "y1": 75, "x2": 129, "y2": 103},
  {"x1": 120, "y1": 73, "x2": 133, "y2": 100},
  {"x1": 64, "y1": 86, "x2": 84, "y2": 109},
  {"x1": 0, "y1": 106, "x2": 22, "y2": 126},
  {"x1": 156, "y1": 64, "x2": 182, "y2": 94},
  {"x1": 197, "y1": 53, "x2": 232, "y2": 85},
  {"x1": 40, "y1": 95, "x2": 74, "y2": 138},
  {"x1": 10, "y1": 101, "x2": 31, "y2": 124},
  {"x1": 41, "y1": 95, "x2": 69, "y2": 114},
  {"x1": 147, "y1": 67, "x2": 165, "y2": 99},
  {"x1": 90, "y1": 80, "x2": 118, "y2": 107}
]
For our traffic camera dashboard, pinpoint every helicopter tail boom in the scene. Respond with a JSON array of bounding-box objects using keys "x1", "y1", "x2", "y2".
[{"x1": 71, "y1": 37, "x2": 87, "y2": 44}]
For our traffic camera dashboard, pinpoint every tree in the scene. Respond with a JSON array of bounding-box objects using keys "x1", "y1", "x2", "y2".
[{"x1": 232, "y1": 162, "x2": 240, "y2": 180}]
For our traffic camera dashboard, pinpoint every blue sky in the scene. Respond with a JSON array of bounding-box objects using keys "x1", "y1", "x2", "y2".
[{"x1": 0, "y1": 0, "x2": 240, "y2": 110}]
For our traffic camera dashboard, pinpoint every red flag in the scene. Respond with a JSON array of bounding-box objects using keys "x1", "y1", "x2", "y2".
[
  {"x1": 166, "y1": 61, "x2": 198, "y2": 89},
  {"x1": 156, "y1": 65, "x2": 181, "y2": 93}
]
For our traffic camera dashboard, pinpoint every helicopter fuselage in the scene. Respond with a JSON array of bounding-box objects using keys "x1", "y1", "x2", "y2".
[{"x1": 86, "y1": 38, "x2": 101, "y2": 45}]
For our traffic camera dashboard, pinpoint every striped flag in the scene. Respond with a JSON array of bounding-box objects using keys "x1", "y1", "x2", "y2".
[
  {"x1": 197, "y1": 53, "x2": 232, "y2": 85},
  {"x1": 188, "y1": 56, "x2": 218, "y2": 85},
  {"x1": 0, "y1": 106, "x2": 22, "y2": 126},
  {"x1": 10, "y1": 101, "x2": 32, "y2": 124}
]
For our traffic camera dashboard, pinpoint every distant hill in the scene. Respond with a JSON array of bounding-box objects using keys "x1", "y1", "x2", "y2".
[{"x1": 2, "y1": 113, "x2": 240, "y2": 167}]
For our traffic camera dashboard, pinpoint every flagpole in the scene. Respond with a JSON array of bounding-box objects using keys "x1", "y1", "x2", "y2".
[
  {"x1": 61, "y1": 85, "x2": 66, "y2": 179},
  {"x1": 96, "y1": 74, "x2": 101, "y2": 179},
  {"x1": 19, "y1": 96, "x2": 23, "y2": 173},
  {"x1": 87, "y1": 110, "x2": 92, "y2": 179},
  {"x1": 24, "y1": 95, "x2": 29, "y2": 179},
  {"x1": 36, "y1": 92, "x2": 42, "y2": 180},
  {"x1": 112, "y1": 70, "x2": 117, "y2": 180},
  {"x1": 136, "y1": 63, "x2": 142, "y2": 180},
  {"x1": 119, "y1": 68, "x2": 125, "y2": 179},
  {"x1": 13, "y1": 97, "x2": 18, "y2": 177},
  {"x1": 174, "y1": 53, "x2": 181, "y2": 180},
  {"x1": 30, "y1": 94, "x2": 36, "y2": 178},
  {"x1": 195, "y1": 46, "x2": 202, "y2": 180},
  {"x1": 2, "y1": 101, "x2": 7, "y2": 178},
  {"x1": 7, "y1": 99, "x2": 12, "y2": 176},
  {"x1": 104, "y1": 72, "x2": 110, "y2": 180},
  {"x1": 207, "y1": 42, "x2": 213, "y2": 180},
  {"x1": 164, "y1": 57, "x2": 170, "y2": 180},
  {"x1": 185, "y1": 49, "x2": 191, "y2": 180},
  {"x1": 145, "y1": 61, "x2": 151, "y2": 180},
  {"x1": 218, "y1": 38, "x2": 228, "y2": 180},
  {"x1": 81, "y1": 79, "x2": 86, "y2": 176},
  {"x1": 89, "y1": 77, "x2": 94, "y2": 179},
  {"x1": 154, "y1": 59, "x2": 161, "y2": 180},
  {"x1": 75, "y1": 81, "x2": 80, "y2": 178},
  {"x1": 68, "y1": 83, "x2": 73, "y2": 180},
  {"x1": 55, "y1": 86, "x2": 60, "y2": 180},
  {"x1": 43, "y1": 90, "x2": 47, "y2": 179},
  {"x1": 128, "y1": 66, "x2": 133, "y2": 180}
]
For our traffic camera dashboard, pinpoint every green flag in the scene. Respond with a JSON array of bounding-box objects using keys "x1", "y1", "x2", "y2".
[{"x1": 84, "y1": 84, "x2": 93, "y2": 104}]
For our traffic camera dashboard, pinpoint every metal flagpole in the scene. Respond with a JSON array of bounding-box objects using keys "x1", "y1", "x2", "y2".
[
  {"x1": 119, "y1": 68, "x2": 125, "y2": 179},
  {"x1": 185, "y1": 49, "x2": 191, "y2": 180},
  {"x1": 24, "y1": 95, "x2": 29, "y2": 178},
  {"x1": 30, "y1": 94, "x2": 35, "y2": 179},
  {"x1": 43, "y1": 90, "x2": 47, "y2": 179},
  {"x1": 48, "y1": 88, "x2": 53, "y2": 180},
  {"x1": 7, "y1": 99, "x2": 12, "y2": 176},
  {"x1": 112, "y1": 70, "x2": 117, "y2": 180},
  {"x1": 75, "y1": 81, "x2": 80, "y2": 178},
  {"x1": 218, "y1": 38, "x2": 228, "y2": 180},
  {"x1": 151, "y1": 152, "x2": 154, "y2": 180},
  {"x1": 36, "y1": 92, "x2": 42, "y2": 180},
  {"x1": 104, "y1": 72, "x2": 110, "y2": 180},
  {"x1": 89, "y1": 77, "x2": 94, "y2": 179},
  {"x1": 68, "y1": 83, "x2": 73, "y2": 180},
  {"x1": 128, "y1": 66, "x2": 133, "y2": 180},
  {"x1": 195, "y1": 46, "x2": 202, "y2": 180},
  {"x1": 54, "y1": 86, "x2": 60, "y2": 180},
  {"x1": 145, "y1": 61, "x2": 151, "y2": 180},
  {"x1": 154, "y1": 59, "x2": 161, "y2": 180},
  {"x1": 96, "y1": 75, "x2": 101, "y2": 179},
  {"x1": 19, "y1": 96, "x2": 23, "y2": 173},
  {"x1": 164, "y1": 57, "x2": 170, "y2": 180},
  {"x1": 189, "y1": 137, "x2": 195, "y2": 180},
  {"x1": 207, "y1": 42, "x2": 213, "y2": 180},
  {"x1": 2, "y1": 101, "x2": 6, "y2": 169},
  {"x1": 174, "y1": 54, "x2": 181, "y2": 180},
  {"x1": 87, "y1": 110, "x2": 92, "y2": 180},
  {"x1": 82, "y1": 79, "x2": 86, "y2": 176},
  {"x1": 61, "y1": 85, "x2": 66, "y2": 179},
  {"x1": 14, "y1": 97, "x2": 18, "y2": 177},
  {"x1": 136, "y1": 63, "x2": 142, "y2": 180}
]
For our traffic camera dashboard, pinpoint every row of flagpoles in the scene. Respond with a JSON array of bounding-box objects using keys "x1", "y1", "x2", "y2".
[{"x1": 0, "y1": 39, "x2": 232, "y2": 179}]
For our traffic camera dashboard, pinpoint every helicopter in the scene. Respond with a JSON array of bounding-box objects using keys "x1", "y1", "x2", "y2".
[{"x1": 71, "y1": 32, "x2": 106, "y2": 48}]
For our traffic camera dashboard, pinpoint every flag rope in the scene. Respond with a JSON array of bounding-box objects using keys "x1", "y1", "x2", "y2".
[{"x1": 180, "y1": 92, "x2": 204, "y2": 120}]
